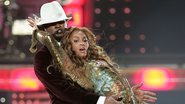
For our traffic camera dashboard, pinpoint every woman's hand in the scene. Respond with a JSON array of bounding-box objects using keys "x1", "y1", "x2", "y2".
[{"x1": 132, "y1": 83, "x2": 157, "y2": 103}]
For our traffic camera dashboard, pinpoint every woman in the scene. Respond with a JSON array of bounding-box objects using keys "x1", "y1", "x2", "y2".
[
  {"x1": 31, "y1": 27, "x2": 157, "y2": 104},
  {"x1": 62, "y1": 27, "x2": 135, "y2": 103}
]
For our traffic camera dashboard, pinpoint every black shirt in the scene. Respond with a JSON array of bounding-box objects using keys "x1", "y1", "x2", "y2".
[{"x1": 34, "y1": 46, "x2": 99, "y2": 104}]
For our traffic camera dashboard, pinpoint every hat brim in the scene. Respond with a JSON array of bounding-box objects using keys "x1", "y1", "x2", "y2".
[{"x1": 37, "y1": 17, "x2": 72, "y2": 26}]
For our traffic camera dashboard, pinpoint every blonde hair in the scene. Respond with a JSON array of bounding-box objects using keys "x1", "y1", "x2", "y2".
[{"x1": 62, "y1": 27, "x2": 113, "y2": 68}]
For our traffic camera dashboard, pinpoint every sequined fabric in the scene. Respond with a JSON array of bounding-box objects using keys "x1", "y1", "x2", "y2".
[{"x1": 85, "y1": 60, "x2": 138, "y2": 104}]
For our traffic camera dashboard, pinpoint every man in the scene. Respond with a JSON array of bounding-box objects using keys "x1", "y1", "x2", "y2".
[
  {"x1": 28, "y1": 1, "x2": 123, "y2": 104},
  {"x1": 27, "y1": 1, "x2": 157, "y2": 104}
]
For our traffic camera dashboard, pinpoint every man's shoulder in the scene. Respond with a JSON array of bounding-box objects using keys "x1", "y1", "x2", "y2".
[
  {"x1": 34, "y1": 46, "x2": 51, "y2": 58},
  {"x1": 36, "y1": 46, "x2": 49, "y2": 54}
]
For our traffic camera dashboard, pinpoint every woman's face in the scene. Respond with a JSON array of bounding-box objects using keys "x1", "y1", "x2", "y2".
[{"x1": 70, "y1": 30, "x2": 89, "y2": 59}]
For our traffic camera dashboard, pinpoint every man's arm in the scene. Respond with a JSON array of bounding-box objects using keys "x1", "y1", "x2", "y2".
[
  {"x1": 34, "y1": 47, "x2": 121, "y2": 104},
  {"x1": 34, "y1": 46, "x2": 100, "y2": 104}
]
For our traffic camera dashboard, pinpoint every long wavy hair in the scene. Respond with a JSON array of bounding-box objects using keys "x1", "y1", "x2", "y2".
[{"x1": 61, "y1": 27, "x2": 113, "y2": 68}]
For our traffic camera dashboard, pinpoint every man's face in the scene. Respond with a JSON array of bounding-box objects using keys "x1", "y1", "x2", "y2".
[{"x1": 44, "y1": 21, "x2": 66, "y2": 35}]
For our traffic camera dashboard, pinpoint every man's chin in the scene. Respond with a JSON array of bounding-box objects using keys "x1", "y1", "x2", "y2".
[
  {"x1": 53, "y1": 34, "x2": 63, "y2": 41},
  {"x1": 52, "y1": 29, "x2": 66, "y2": 41}
]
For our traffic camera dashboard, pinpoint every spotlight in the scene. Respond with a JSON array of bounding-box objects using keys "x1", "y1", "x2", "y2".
[
  {"x1": 139, "y1": 47, "x2": 146, "y2": 54},
  {"x1": 109, "y1": 7, "x2": 116, "y2": 14},
  {"x1": 109, "y1": 21, "x2": 116, "y2": 28},
  {"x1": 124, "y1": 34, "x2": 131, "y2": 41},
  {"x1": 139, "y1": 34, "x2": 146, "y2": 41},
  {"x1": 123, "y1": 7, "x2": 131, "y2": 14},
  {"x1": 109, "y1": 34, "x2": 116, "y2": 41},
  {"x1": 124, "y1": 48, "x2": 131, "y2": 54},
  {"x1": 123, "y1": 20, "x2": 131, "y2": 28},
  {"x1": 3, "y1": 0, "x2": 10, "y2": 6},
  {"x1": 94, "y1": 21, "x2": 101, "y2": 28},
  {"x1": 94, "y1": 8, "x2": 101, "y2": 14}
]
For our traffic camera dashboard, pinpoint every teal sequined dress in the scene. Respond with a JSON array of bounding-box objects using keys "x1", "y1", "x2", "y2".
[{"x1": 85, "y1": 60, "x2": 139, "y2": 104}]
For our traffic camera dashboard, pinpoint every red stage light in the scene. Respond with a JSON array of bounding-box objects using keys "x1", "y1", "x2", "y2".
[
  {"x1": 0, "y1": 69, "x2": 11, "y2": 90},
  {"x1": 123, "y1": 7, "x2": 131, "y2": 14},
  {"x1": 10, "y1": 68, "x2": 44, "y2": 91},
  {"x1": 65, "y1": 0, "x2": 85, "y2": 6},
  {"x1": 133, "y1": 67, "x2": 176, "y2": 90},
  {"x1": 64, "y1": 7, "x2": 83, "y2": 27}
]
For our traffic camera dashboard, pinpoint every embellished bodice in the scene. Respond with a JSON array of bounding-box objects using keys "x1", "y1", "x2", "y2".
[
  {"x1": 85, "y1": 60, "x2": 122, "y2": 96},
  {"x1": 84, "y1": 60, "x2": 137, "y2": 103}
]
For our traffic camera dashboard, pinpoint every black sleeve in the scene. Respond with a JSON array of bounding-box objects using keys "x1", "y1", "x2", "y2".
[{"x1": 34, "y1": 46, "x2": 100, "y2": 104}]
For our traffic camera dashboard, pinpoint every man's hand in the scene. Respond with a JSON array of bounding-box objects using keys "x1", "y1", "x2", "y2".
[
  {"x1": 132, "y1": 83, "x2": 157, "y2": 103},
  {"x1": 26, "y1": 14, "x2": 40, "y2": 29},
  {"x1": 104, "y1": 94, "x2": 122, "y2": 104}
]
